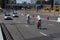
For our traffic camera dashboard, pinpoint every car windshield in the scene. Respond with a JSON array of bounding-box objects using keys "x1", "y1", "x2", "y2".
[
  {"x1": 14, "y1": 12, "x2": 17, "y2": 14},
  {"x1": 5, "y1": 14, "x2": 10, "y2": 16},
  {"x1": 14, "y1": 10, "x2": 17, "y2": 13}
]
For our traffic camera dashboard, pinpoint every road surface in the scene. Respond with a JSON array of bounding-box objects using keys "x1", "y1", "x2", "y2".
[{"x1": 0, "y1": 10, "x2": 60, "y2": 40}]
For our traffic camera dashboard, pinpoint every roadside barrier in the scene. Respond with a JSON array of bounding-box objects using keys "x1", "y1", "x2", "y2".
[
  {"x1": 57, "y1": 17, "x2": 60, "y2": 22},
  {"x1": 45, "y1": 16, "x2": 49, "y2": 20}
]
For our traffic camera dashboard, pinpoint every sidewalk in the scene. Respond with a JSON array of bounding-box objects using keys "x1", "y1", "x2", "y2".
[{"x1": 38, "y1": 10, "x2": 60, "y2": 16}]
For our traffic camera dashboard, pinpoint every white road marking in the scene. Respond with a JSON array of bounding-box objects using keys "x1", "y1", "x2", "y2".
[
  {"x1": 41, "y1": 18, "x2": 45, "y2": 20},
  {"x1": 0, "y1": 27, "x2": 4, "y2": 40},
  {"x1": 25, "y1": 25, "x2": 29, "y2": 27},
  {"x1": 49, "y1": 20, "x2": 57, "y2": 22},
  {"x1": 40, "y1": 32, "x2": 48, "y2": 36},
  {"x1": 48, "y1": 24, "x2": 54, "y2": 26}
]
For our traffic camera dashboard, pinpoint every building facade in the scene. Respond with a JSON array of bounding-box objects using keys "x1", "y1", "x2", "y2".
[
  {"x1": 0, "y1": 0, "x2": 55, "y2": 9},
  {"x1": 30, "y1": 0, "x2": 51, "y2": 4}
]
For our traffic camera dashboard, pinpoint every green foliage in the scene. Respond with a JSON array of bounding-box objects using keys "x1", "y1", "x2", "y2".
[{"x1": 36, "y1": 1, "x2": 41, "y2": 4}]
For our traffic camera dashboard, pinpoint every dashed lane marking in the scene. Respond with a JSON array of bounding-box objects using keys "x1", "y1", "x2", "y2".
[
  {"x1": 40, "y1": 32, "x2": 48, "y2": 36},
  {"x1": 49, "y1": 20, "x2": 57, "y2": 22}
]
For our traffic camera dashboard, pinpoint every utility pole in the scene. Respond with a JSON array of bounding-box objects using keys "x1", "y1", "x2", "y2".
[
  {"x1": 5, "y1": 0, "x2": 6, "y2": 9},
  {"x1": 51, "y1": 0, "x2": 54, "y2": 10}
]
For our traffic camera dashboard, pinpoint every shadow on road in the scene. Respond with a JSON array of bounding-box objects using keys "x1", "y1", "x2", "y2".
[
  {"x1": 39, "y1": 28, "x2": 47, "y2": 30},
  {"x1": 49, "y1": 33, "x2": 60, "y2": 38}
]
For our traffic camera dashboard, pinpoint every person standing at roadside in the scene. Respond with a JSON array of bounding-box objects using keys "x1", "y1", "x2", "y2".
[
  {"x1": 26, "y1": 14, "x2": 30, "y2": 24},
  {"x1": 36, "y1": 15, "x2": 41, "y2": 29}
]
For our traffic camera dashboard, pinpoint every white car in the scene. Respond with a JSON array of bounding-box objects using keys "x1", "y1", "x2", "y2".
[
  {"x1": 4, "y1": 13, "x2": 13, "y2": 20},
  {"x1": 13, "y1": 11, "x2": 18, "y2": 17}
]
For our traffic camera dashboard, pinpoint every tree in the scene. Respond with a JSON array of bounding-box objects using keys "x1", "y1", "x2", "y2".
[{"x1": 36, "y1": 1, "x2": 41, "y2": 4}]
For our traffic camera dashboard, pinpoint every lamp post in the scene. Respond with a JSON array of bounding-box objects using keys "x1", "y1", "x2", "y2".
[{"x1": 51, "y1": 0, "x2": 54, "y2": 10}]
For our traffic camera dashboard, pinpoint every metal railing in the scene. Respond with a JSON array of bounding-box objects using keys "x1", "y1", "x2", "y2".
[{"x1": 0, "y1": 23, "x2": 14, "y2": 40}]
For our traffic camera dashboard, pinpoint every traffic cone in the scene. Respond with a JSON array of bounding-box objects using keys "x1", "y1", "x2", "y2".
[
  {"x1": 32, "y1": 14, "x2": 35, "y2": 18},
  {"x1": 45, "y1": 16, "x2": 49, "y2": 20}
]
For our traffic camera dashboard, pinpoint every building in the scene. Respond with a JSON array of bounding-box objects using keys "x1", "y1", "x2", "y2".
[
  {"x1": 0, "y1": 0, "x2": 53, "y2": 9},
  {"x1": 31, "y1": 0, "x2": 51, "y2": 4}
]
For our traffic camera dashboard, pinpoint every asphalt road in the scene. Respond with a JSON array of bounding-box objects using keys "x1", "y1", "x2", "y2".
[{"x1": 0, "y1": 10, "x2": 60, "y2": 40}]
